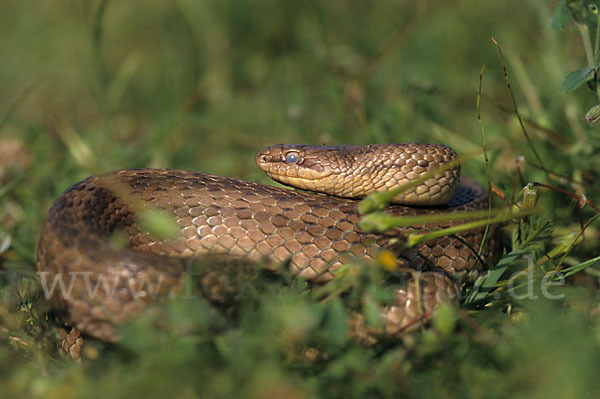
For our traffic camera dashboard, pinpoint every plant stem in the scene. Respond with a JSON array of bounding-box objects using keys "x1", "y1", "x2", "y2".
[
  {"x1": 476, "y1": 60, "x2": 492, "y2": 258},
  {"x1": 594, "y1": 14, "x2": 600, "y2": 67},
  {"x1": 576, "y1": 22, "x2": 594, "y2": 67},
  {"x1": 491, "y1": 37, "x2": 548, "y2": 180},
  {"x1": 405, "y1": 207, "x2": 541, "y2": 248}
]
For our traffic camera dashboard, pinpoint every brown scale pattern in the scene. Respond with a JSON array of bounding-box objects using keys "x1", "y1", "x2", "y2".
[{"x1": 36, "y1": 168, "x2": 498, "y2": 342}]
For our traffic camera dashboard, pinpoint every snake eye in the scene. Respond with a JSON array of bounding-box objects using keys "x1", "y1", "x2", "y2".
[{"x1": 285, "y1": 152, "x2": 299, "y2": 164}]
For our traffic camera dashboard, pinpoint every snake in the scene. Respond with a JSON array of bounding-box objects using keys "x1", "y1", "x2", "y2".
[{"x1": 36, "y1": 143, "x2": 498, "y2": 351}]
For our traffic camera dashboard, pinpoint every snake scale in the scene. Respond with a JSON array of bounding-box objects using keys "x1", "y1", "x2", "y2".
[{"x1": 36, "y1": 143, "x2": 499, "y2": 347}]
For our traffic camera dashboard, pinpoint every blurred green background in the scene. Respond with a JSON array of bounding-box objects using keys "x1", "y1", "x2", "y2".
[{"x1": 1, "y1": 0, "x2": 600, "y2": 397}]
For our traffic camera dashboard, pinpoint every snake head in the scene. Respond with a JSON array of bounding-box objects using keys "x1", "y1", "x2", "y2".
[
  {"x1": 256, "y1": 143, "x2": 460, "y2": 205},
  {"x1": 255, "y1": 144, "x2": 339, "y2": 192}
]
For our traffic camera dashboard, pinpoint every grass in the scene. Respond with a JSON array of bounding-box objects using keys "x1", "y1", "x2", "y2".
[{"x1": 1, "y1": 0, "x2": 600, "y2": 397}]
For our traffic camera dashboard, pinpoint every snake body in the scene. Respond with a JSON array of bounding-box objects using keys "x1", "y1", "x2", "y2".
[{"x1": 36, "y1": 144, "x2": 498, "y2": 343}]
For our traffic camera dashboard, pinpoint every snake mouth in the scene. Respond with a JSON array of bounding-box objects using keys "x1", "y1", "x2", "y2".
[{"x1": 262, "y1": 169, "x2": 336, "y2": 193}]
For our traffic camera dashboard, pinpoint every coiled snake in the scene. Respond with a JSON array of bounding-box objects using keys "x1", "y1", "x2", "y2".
[{"x1": 36, "y1": 143, "x2": 498, "y2": 347}]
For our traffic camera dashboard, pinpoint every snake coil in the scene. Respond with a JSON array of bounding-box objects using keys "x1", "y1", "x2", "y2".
[{"x1": 36, "y1": 143, "x2": 498, "y2": 343}]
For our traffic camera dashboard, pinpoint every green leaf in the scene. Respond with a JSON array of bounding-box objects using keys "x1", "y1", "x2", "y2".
[
  {"x1": 463, "y1": 249, "x2": 529, "y2": 306},
  {"x1": 432, "y1": 302, "x2": 457, "y2": 337},
  {"x1": 320, "y1": 297, "x2": 349, "y2": 346},
  {"x1": 362, "y1": 294, "x2": 383, "y2": 327},
  {"x1": 139, "y1": 209, "x2": 180, "y2": 240},
  {"x1": 551, "y1": 0, "x2": 569, "y2": 30},
  {"x1": 559, "y1": 67, "x2": 595, "y2": 92}
]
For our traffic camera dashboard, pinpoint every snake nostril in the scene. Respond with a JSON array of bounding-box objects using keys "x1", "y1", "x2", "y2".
[{"x1": 260, "y1": 155, "x2": 268, "y2": 163}]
